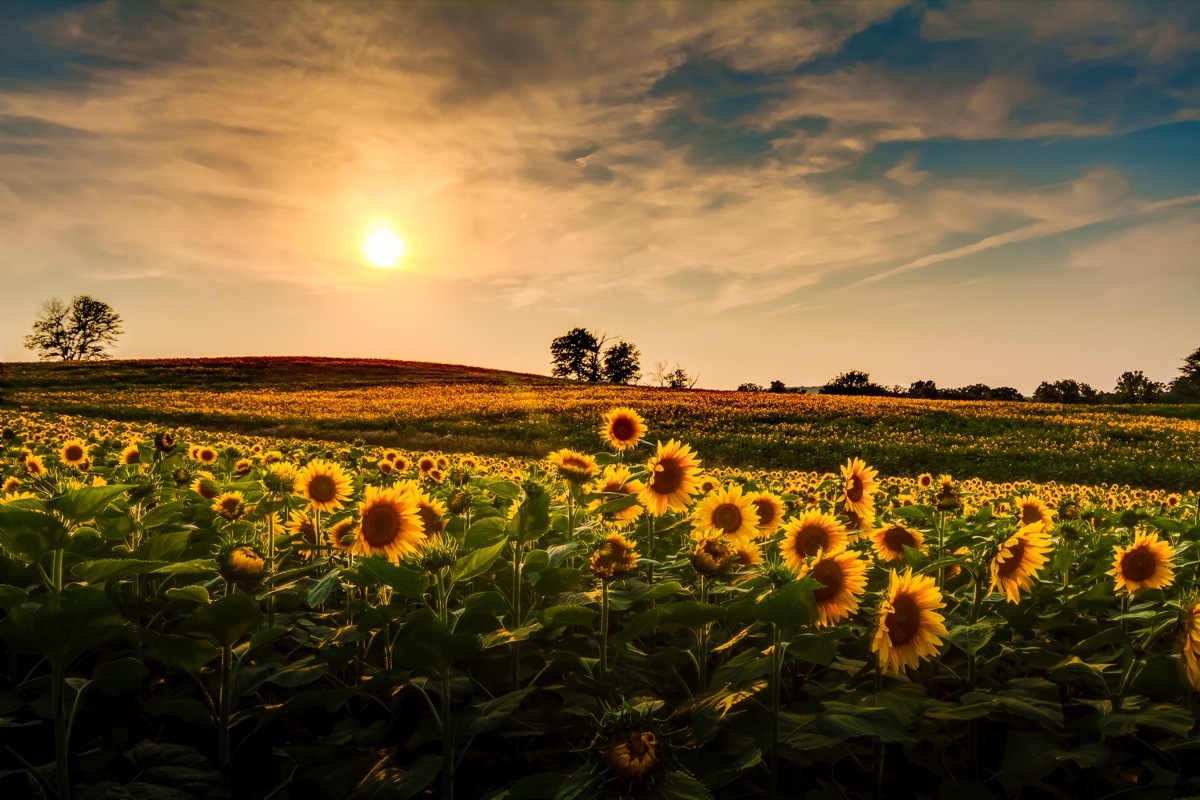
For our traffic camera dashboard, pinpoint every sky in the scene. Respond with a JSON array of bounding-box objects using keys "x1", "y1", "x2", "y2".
[{"x1": 2, "y1": 0, "x2": 1198, "y2": 393}]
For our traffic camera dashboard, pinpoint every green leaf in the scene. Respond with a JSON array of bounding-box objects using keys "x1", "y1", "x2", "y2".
[
  {"x1": 902, "y1": 544, "x2": 929, "y2": 570},
  {"x1": 270, "y1": 655, "x2": 329, "y2": 687},
  {"x1": 139, "y1": 499, "x2": 190, "y2": 529},
  {"x1": 464, "y1": 517, "x2": 508, "y2": 549},
  {"x1": 143, "y1": 630, "x2": 219, "y2": 672},
  {"x1": 307, "y1": 567, "x2": 342, "y2": 608},
  {"x1": 0, "y1": 506, "x2": 69, "y2": 560},
  {"x1": 393, "y1": 608, "x2": 480, "y2": 672},
  {"x1": 754, "y1": 576, "x2": 819, "y2": 629},
  {"x1": 165, "y1": 585, "x2": 211, "y2": 604},
  {"x1": 74, "y1": 559, "x2": 167, "y2": 583},
  {"x1": 946, "y1": 621, "x2": 997, "y2": 656},
  {"x1": 136, "y1": 530, "x2": 192, "y2": 561},
  {"x1": 492, "y1": 772, "x2": 567, "y2": 799},
  {"x1": 90, "y1": 657, "x2": 149, "y2": 695},
  {"x1": 535, "y1": 605, "x2": 597, "y2": 628},
  {"x1": 0, "y1": 584, "x2": 30, "y2": 609},
  {"x1": 152, "y1": 558, "x2": 218, "y2": 576},
  {"x1": 513, "y1": 490, "x2": 551, "y2": 542},
  {"x1": 2, "y1": 586, "x2": 127, "y2": 662},
  {"x1": 49, "y1": 484, "x2": 133, "y2": 525},
  {"x1": 354, "y1": 558, "x2": 424, "y2": 599},
  {"x1": 182, "y1": 591, "x2": 264, "y2": 647},
  {"x1": 450, "y1": 537, "x2": 508, "y2": 584}
]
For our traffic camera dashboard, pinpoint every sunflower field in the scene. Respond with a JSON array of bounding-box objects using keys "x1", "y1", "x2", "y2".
[{"x1": 2, "y1": 408, "x2": 1200, "y2": 799}]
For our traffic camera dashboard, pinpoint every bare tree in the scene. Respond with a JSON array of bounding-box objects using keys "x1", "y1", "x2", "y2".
[
  {"x1": 23, "y1": 296, "x2": 124, "y2": 361},
  {"x1": 647, "y1": 360, "x2": 699, "y2": 389}
]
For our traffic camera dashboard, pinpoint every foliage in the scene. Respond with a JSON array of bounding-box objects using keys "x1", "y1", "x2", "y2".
[
  {"x1": 2, "y1": 410, "x2": 1199, "y2": 799},
  {"x1": 23, "y1": 296, "x2": 124, "y2": 361},
  {"x1": 820, "y1": 370, "x2": 889, "y2": 396},
  {"x1": 1032, "y1": 378, "x2": 1098, "y2": 404},
  {"x1": 602, "y1": 341, "x2": 641, "y2": 385},
  {"x1": 550, "y1": 327, "x2": 603, "y2": 382},
  {"x1": 1113, "y1": 370, "x2": 1165, "y2": 404},
  {"x1": 768, "y1": 380, "x2": 786, "y2": 393},
  {"x1": 736, "y1": 382, "x2": 762, "y2": 392}
]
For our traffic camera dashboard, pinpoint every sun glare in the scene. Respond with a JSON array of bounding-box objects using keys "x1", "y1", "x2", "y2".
[{"x1": 364, "y1": 228, "x2": 405, "y2": 268}]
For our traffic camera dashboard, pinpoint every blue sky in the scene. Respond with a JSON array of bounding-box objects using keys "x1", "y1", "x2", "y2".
[{"x1": 1, "y1": 0, "x2": 1198, "y2": 392}]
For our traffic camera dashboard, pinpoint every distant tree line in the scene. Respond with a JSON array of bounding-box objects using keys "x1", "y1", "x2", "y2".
[
  {"x1": 737, "y1": 346, "x2": 1200, "y2": 404},
  {"x1": 550, "y1": 328, "x2": 702, "y2": 388}
]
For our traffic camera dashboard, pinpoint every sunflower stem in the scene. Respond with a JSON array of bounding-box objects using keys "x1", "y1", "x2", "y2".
[
  {"x1": 599, "y1": 579, "x2": 610, "y2": 681},
  {"x1": 873, "y1": 665, "x2": 885, "y2": 800},
  {"x1": 769, "y1": 623, "x2": 783, "y2": 799},
  {"x1": 697, "y1": 576, "x2": 708, "y2": 692},
  {"x1": 511, "y1": 538, "x2": 522, "y2": 690},
  {"x1": 441, "y1": 667, "x2": 454, "y2": 800},
  {"x1": 52, "y1": 657, "x2": 69, "y2": 800},
  {"x1": 219, "y1": 641, "x2": 233, "y2": 788}
]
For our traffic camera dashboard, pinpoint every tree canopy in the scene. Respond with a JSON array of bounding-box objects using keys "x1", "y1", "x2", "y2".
[{"x1": 23, "y1": 296, "x2": 124, "y2": 361}]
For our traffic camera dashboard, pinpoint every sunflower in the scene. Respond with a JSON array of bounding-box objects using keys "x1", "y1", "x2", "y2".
[
  {"x1": 2, "y1": 491, "x2": 38, "y2": 505},
  {"x1": 589, "y1": 533, "x2": 640, "y2": 579},
  {"x1": 638, "y1": 439, "x2": 702, "y2": 516},
  {"x1": 220, "y1": 545, "x2": 265, "y2": 587},
  {"x1": 599, "y1": 407, "x2": 647, "y2": 451},
  {"x1": 1179, "y1": 601, "x2": 1200, "y2": 691},
  {"x1": 689, "y1": 534, "x2": 735, "y2": 577},
  {"x1": 351, "y1": 485, "x2": 424, "y2": 563},
  {"x1": 326, "y1": 518, "x2": 356, "y2": 551},
  {"x1": 696, "y1": 475, "x2": 719, "y2": 495},
  {"x1": 417, "y1": 456, "x2": 436, "y2": 476},
  {"x1": 746, "y1": 491, "x2": 785, "y2": 536},
  {"x1": 295, "y1": 459, "x2": 352, "y2": 513},
  {"x1": 780, "y1": 511, "x2": 847, "y2": 573},
  {"x1": 586, "y1": 466, "x2": 644, "y2": 527},
  {"x1": 378, "y1": 460, "x2": 395, "y2": 476},
  {"x1": 871, "y1": 523, "x2": 924, "y2": 562},
  {"x1": 264, "y1": 463, "x2": 298, "y2": 494},
  {"x1": 287, "y1": 511, "x2": 320, "y2": 552},
  {"x1": 917, "y1": 473, "x2": 933, "y2": 489},
  {"x1": 211, "y1": 491, "x2": 246, "y2": 521},
  {"x1": 233, "y1": 458, "x2": 253, "y2": 475},
  {"x1": 1014, "y1": 495, "x2": 1054, "y2": 529},
  {"x1": 733, "y1": 539, "x2": 763, "y2": 568},
  {"x1": 60, "y1": 439, "x2": 88, "y2": 467},
  {"x1": 934, "y1": 475, "x2": 962, "y2": 512},
  {"x1": 416, "y1": 493, "x2": 448, "y2": 537},
  {"x1": 427, "y1": 467, "x2": 445, "y2": 484},
  {"x1": 841, "y1": 458, "x2": 878, "y2": 518},
  {"x1": 2, "y1": 477, "x2": 21, "y2": 494},
  {"x1": 1110, "y1": 531, "x2": 1176, "y2": 594},
  {"x1": 24, "y1": 455, "x2": 45, "y2": 477},
  {"x1": 547, "y1": 449, "x2": 599, "y2": 484},
  {"x1": 798, "y1": 548, "x2": 869, "y2": 628},
  {"x1": 393, "y1": 455, "x2": 411, "y2": 473},
  {"x1": 603, "y1": 730, "x2": 660, "y2": 782},
  {"x1": 840, "y1": 503, "x2": 875, "y2": 536},
  {"x1": 990, "y1": 522, "x2": 1053, "y2": 604},
  {"x1": 119, "y1": 445, "x2": 141, "y2": 466},
  {"x1": 195, "y1": 446, "x2": 219, "y2": 466},
  {"x1": 693, "y1": 485, "x2": 758, "y2": 541},
  {"x1": 191, "y1": 471, "x2": 220, "y2": 500},
  {"x1": 872, "y1": 568, "x2": 948, "y2": 675}
]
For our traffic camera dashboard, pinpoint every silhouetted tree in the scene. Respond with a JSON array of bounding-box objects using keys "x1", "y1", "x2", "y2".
[
  {"x1": 737, "y1": 382, "x2": 763, "y2": 392},
  {"x1": 1113, "y1": 371, "x2": 1163, "y2": 404},
  {"x1": 820, "y1": 370, "x2": 887, "y2": 396},
  {"x1": 602, "y1": 341, "x2": 641, "y2": 385},
  {"x1": 649, "y1": 361, "x2": 698, "y2": 389},
  {"x1": 768, "y1": 380, "x2": 786, "y2": 393},
  {"x1": 1032, "y1": 379, "x2": 1097, "y2": 404},
  {"x1": 550, "y1": 327, "x2": 603, "y2": 382},
  {"x1": 908, "y1": 380, "x2": 939, "y2": 399},
  {"x1": 1170, "y1": 346, "x2": 1200, "y2": 401},
  {"x1": 23, "y1": 295, "x2": 123, "y2": 361}
]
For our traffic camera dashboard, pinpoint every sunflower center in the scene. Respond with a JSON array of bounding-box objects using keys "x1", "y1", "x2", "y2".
[
  {"x1": 997, "y1": 540, "x2": 1027, "y2": 579},
  {"x1": 1020, "y1": 505, "x2": 1042, "y2": 526},
  {"x1": 846, "y1": 476, "x2": 864, "y2": 503},
  {"x1": 362, "y1": 502, "x2": 402, "y2": 546},
  {"x1": 796, "y1": 525, "x2": 828, "y2": 557},
  {"x1": 418, "y1": 503, "x2": 445, "y2": 535},
  {"x1": 883, "y1": 525, "x2": 915, "y2": 554},
  {"x1": 711, "y1": 503, "x2": 743, "y2": 534},
  {"x1": 887, "y1": 594, "x2": 922, "y2": 646},
  {"x1": 811, "y1": 559, "x2": 845, "y2": 604},
  {"x1": 1121, "y1": 546, "x2": 1158, "y2": 583},
  {"x1": 610, "y1": 416, "x2": 637, "y2": 442},
  {"x1": 651, "y1": 457, "x2": 684, "y2": 496},
  {"x1": 752, "y1": 499, "x2": 777, "y2": 526},
  {"x1": 221, "y1": 498, "x2": 240, "y2": 513},
  {"x1": 64, "y1": 445, "x2": 84, "y2": 462},
  {"x1": 308, "y1": 475, "x2": 337, "y2": 503}
]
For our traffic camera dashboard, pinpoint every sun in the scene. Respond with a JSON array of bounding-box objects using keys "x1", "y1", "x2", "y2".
[{"x1": 364, "y1": 227, "x2": 405, "y2": 268}]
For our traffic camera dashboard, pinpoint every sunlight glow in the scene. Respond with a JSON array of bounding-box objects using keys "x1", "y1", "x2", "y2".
[{"x1": 364, "y1": 227, "x2": 405, "y2": 268}]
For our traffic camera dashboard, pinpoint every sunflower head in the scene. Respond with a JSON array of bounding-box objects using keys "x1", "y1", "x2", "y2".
[
  {"x1": 326, "y1": 518, "x2": 357, "y2": 551},
  {"x1": 191, "y1": 472, "x2": 220, "y2": 500},
  {"x1": 586, "y1": 465, "x2": 644, "y2": 527},
  {"x1": 416, "y1": 494, "x2": 448, "y2": 536},
  {"x1": 589, "y1": 533, "x2": 640, "y2": 579},
  {"x1": 871, "y1": 523, "x2": 923, "y2": 563},
  {"x1": 547, "y1": 449, "x2": 599, "y2": 485},
  {"x1": 211, "y1": 491, "x2": 246, "y2": 521},
  {"x1": 1014, "y1": 494, "x2": 1054, "y2": 530},
  {"x1": 780, "y1": 511, "x2": 847, "y2": 573},
  {"x1": 219, "y1": 544, "x2": 266, "y2": 587},
  {"x1": 638, "y1": 439, "x2": 702, "y2": 516},
  {"x1": 798, "y1": 548, "x2": 869, "y2": 628},
  {"x1": 693, "y1": 485, "x2": 757, "y2": 541},
  {"x1": 841, "y1": 458, "x2": 879, "y2": 517},
  {"x1": 746, "y1": 491, "x2": 785, "y2": 536},
  {"x1": 2, "y1": 477, "x2": 22, "y2": 494},
  {"x1": 1177, "y1": 600, "x2": 1200, "y2": 692},
  {"x1": 295, "y1": 459, "x2": 352, "y2": 513},
  {"x1": 688, "y1": 534, "x2": 736, "y2": 577},
  {"x1": 264, "y1": 463, "x2": 298, "y2": 494},
  {"x1": 60, "y1": 439, "x2": 88, "y2": 467},
  {"x1": 871, "y1": 568, "x2": 948, "y2": 675},
  {"x1": 119, "y1": 445, "x2": 142, "y2": 466},
  {"x1": 233, "y1": 458, "x2": 253, "y2": 476},
  {"x1": 24, "y1": 455, "x2": 45, "y2": 477},
  {"x1": 990, "y1": 522, "x2": 1053, "y2": 604},
  {"x1": 935, "y1": 475, "x2": 962, "y2": 512},
  {"x1": 447, "y1": 489, "x2": 473, "y2": 516},
  {"x1": 351, "y1": 484, "x2": 425, "y2": 563},
  {"x1": 599, "y1": 407, "x2": 647, "y2": 451},
  {"x1": 602, "y1": 730, "x2": 661, "y2": 783},
  {"x1": 917, "y1": 473, "x2": 933, "y2": 490},
  {"x1": 1109, "y1": 531, "x2": 1176, "y2": 594}
]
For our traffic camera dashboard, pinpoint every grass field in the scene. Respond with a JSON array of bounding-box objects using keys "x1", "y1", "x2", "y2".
[{"x1": 3, "y1": 357, "x2": 1199, "y2": 490}]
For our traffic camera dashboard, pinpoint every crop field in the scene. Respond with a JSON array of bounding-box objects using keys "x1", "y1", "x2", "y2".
[
  {"x1": 4, "y1": 358, "x2": 1200, "y2": 490},
  {"x1": 2, "y1": 400, "x2": 1200, "y2": 799}
]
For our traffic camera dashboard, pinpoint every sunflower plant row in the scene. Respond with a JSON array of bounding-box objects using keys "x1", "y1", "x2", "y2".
[{"x1": 1, "y1": 409, "x2": 1199, "y2": 799}]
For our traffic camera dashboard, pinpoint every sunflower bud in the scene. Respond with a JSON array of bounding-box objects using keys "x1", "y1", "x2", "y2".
[
  {"x1": 219, "y1": 545, "x2": 266, "y2": 587},
  {"x1": 172, "y1": 468, "x2": 191, "y2": 487},
  {"x1": 589, "y1": 534, "x2": 639, "y2": 579},
  {"x1": 416, "y1": 536, "x2": 459, "y2": 573},
  {"x1": 602, "y1": 730, "x2": 660, "y2": 782},
  {"x1": 154, "y1": 431, "x2": 177, "y2": 453},
  {"x1": 688, "y1": 534, "x2": 734, "y2": 578},
  {"x1": 447, "y1": 490, "x2": 472, "y2": 516}
]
